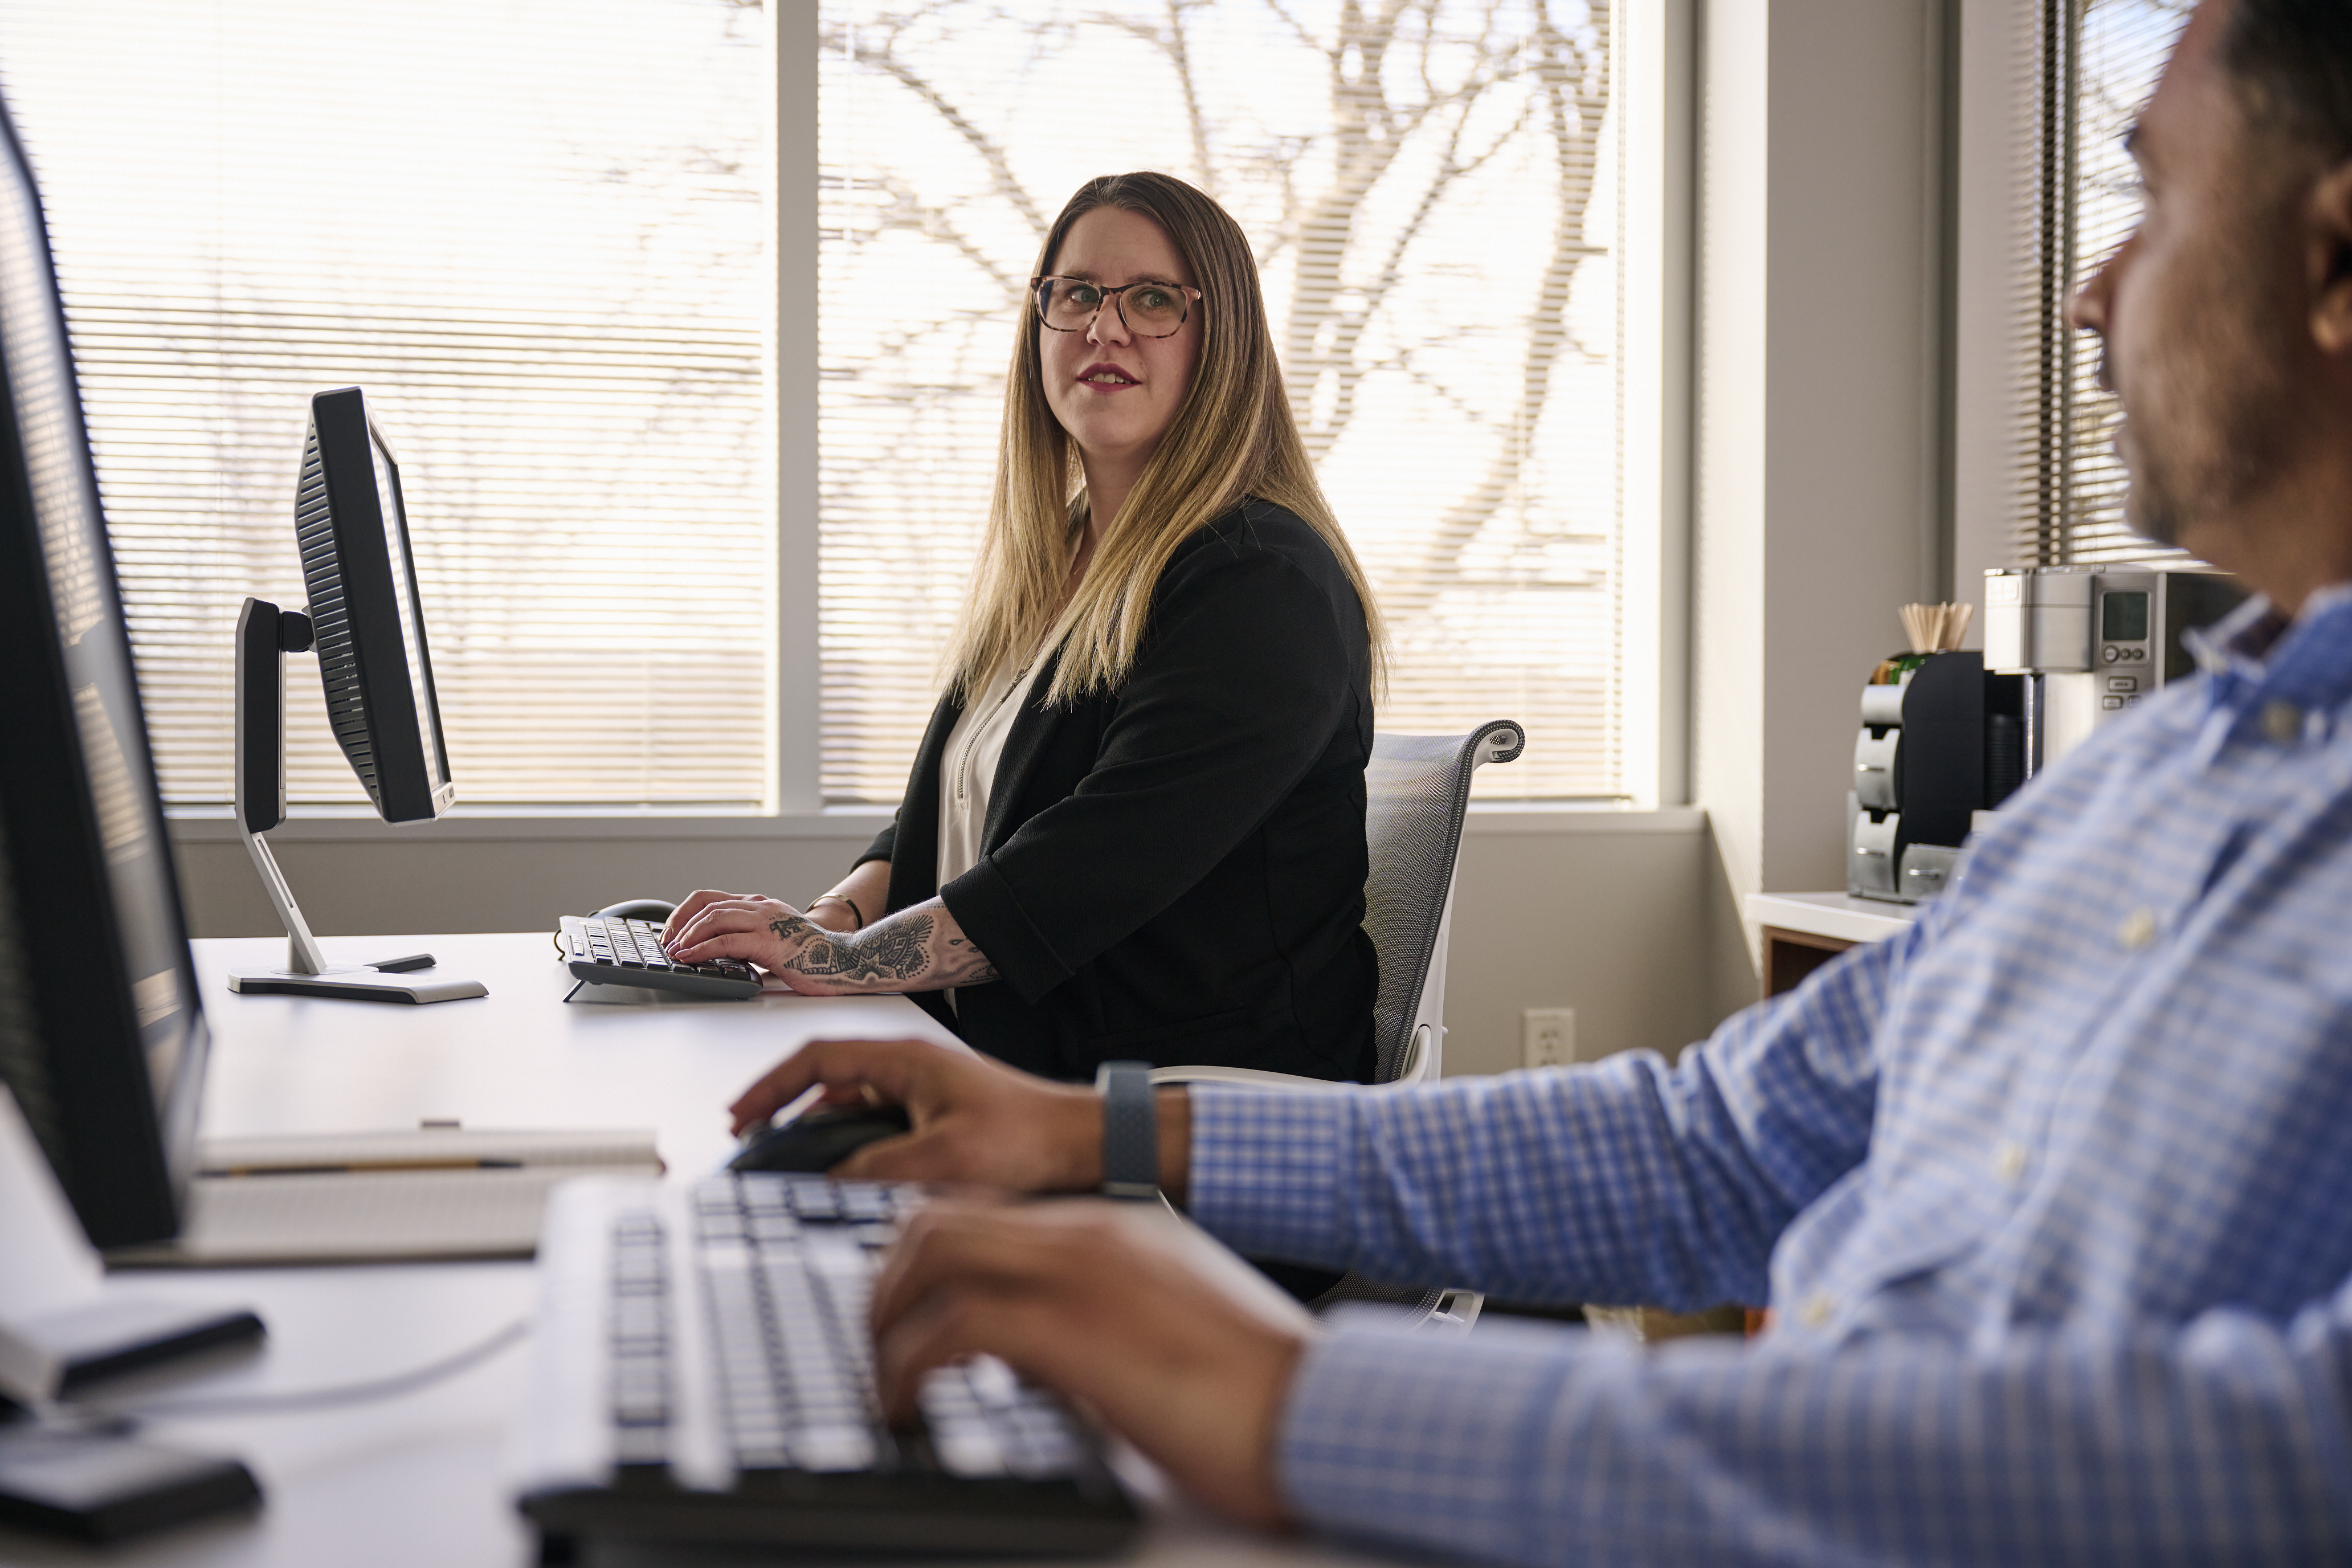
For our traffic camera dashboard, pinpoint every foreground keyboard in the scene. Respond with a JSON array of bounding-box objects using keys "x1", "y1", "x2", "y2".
[
  {"x1": 558, "y1": 915, "x2": 759, "y2": 1000},
  {"x1": 513, "y1": 1174, "x2": 1140, "y2": 1556}
]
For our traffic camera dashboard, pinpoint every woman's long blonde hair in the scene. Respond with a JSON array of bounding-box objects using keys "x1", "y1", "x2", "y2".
[{"x1": 944, "y1": 171, "x2": 1385, "y2": 705}]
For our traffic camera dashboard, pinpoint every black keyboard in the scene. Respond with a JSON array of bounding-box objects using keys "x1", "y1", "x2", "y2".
[
  {"x1": 558, "y1": 914, "x2": 760, "y2": 999},
  {"x1": 516, "y1": 1174, "x2": 1140, "y2": 1555}
]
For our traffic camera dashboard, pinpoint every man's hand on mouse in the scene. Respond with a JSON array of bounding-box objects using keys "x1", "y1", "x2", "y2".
[
  {"x1": 729, "y1": 1038, "x2": 1194, "y2": 1202},
  {"x1": 870, "y1": 1198, "x2": 1302, "y2": 1532}
]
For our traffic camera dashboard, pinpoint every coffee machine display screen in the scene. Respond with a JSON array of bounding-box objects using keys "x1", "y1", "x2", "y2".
[{"x1": 2102, "y1": 590, "x2": 2151, "y2": 642}]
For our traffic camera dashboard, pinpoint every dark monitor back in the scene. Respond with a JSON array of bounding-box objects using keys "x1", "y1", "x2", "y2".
[
  {"x1": 297, "y1": 386, "x2": 455, "y2": 824},
  {"x1": 0, "y1": 87, "x2": 207, "y2": 1248}
]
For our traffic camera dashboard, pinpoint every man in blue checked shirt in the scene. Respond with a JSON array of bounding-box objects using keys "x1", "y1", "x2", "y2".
[{"x1": 731, "y1": 1, "x2": 2352, "y2": 1559}]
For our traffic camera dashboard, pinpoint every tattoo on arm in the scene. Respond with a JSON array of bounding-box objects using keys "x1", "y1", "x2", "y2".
[{"x1": 765, "y1": 908, "x2": 998, "y2": 989}]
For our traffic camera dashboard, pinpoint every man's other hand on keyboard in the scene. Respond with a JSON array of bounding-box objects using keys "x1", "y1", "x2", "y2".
[
  {"x1": 870, "y1": 1198, "x2": 1301, "y2": 1532},
  {"x1": 729, "y1": 1038, "x2": 1194, "y2": 1199}
]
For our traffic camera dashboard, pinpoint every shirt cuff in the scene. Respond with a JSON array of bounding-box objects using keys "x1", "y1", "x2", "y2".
[
  {"x1": 938, "y1": 854, "x2": 1069, "y2": 1004},
  {"x1": 1186, "y1": 1086, "x2": 1355, "y2": 1268},
  {"x1": 1276, "y1": 1314, "x2": 1593, "y2": 1563}
]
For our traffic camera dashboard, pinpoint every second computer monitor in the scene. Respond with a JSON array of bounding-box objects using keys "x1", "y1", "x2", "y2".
[
  {"x1": 297, "y1": 386, "x2": 454, "y2": 825},
  {"x1": 0, "y1": 85, "x2": 209, "y2": 1248}
]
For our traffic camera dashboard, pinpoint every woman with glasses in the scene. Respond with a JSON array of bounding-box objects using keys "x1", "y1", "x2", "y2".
[{"x1": 666, "y1": 171, "x2": 1385, "y2": 1084}]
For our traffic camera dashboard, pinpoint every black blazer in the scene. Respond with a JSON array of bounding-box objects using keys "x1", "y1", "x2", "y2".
[{"x1": 858, "y1": 500, "x2": 1378, "y2": 1083}]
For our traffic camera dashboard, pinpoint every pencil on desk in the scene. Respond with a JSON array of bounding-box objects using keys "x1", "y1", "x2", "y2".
[{"x1": 202, "y1": 1158, "x2": 528, "y2": 1177}]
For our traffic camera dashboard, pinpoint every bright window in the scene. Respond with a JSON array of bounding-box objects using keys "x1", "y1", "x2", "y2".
[
  {"x1": 5, "y1": 0, "x2": 1669, "y2": 812},
  {"x1": 820, "y1": 1, "x2": 1647, "y2": 801},
  {"x1": 1, "y1": 0, "x2": 774, "y2": 807},
  {"x1": 2014, "y1": 0, "x2": 2190, "y2": 567}
]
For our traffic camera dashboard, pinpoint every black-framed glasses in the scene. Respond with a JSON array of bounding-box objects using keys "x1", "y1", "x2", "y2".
[{"x1": 1031, "y1": 275, "x2": 1202, "y2": 338}]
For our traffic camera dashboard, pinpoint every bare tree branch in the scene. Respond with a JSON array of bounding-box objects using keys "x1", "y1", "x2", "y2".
[
  {"x1": 1381, "y1": 0, "x2": 1614, "y2": 619},
  {"x1": 863, "y1": 173, "x2": 1023, "y2": 296},
  {"x1": 823, "y1": 14, "x2": 1050, "y2": 242},
  {"x1": 1279, "y1": 0, "x2": 1537, "y2": 463},
  {"x1": 1104, "y1": 1, "x2": 1220, "y2": 195}
]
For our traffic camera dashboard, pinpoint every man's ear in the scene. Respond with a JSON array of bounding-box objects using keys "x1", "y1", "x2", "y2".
[{"x1": 2308, "y1": 160, "x2": 2352, "y2": 356}]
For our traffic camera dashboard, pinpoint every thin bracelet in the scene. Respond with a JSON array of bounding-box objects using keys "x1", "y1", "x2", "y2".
[{"x1": 807, "y1": 893, "x2": 864, "y2": 928}]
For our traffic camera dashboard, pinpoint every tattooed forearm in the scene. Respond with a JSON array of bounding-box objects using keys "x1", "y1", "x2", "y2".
[
  {"x1": 769, "y1": 911, "x2": 933, "y2": 983},
  {"x1": 790, "y1": 907, "x2": 936, "y2": 982},
  {"x1": 764, "y1": 904, "x2": 998, "y2": 990}
]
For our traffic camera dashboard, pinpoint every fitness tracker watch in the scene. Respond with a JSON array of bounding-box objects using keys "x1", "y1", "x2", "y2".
[{"x1": 1095, "y1": 1059, "x2": 1157, "y2": 1200}]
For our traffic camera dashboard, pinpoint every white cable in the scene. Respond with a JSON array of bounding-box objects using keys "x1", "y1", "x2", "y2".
[{"x1": 75, "y1": 1317, "x2": 532, "y2": 1422}]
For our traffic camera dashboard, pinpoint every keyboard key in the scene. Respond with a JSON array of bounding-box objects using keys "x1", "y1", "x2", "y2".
[
  {"x1": 965, "y1": 1355, "x2": 1020, "y2": 1410},
  {"x1": 791, "y1": 1423, "x2": 877, "y2": 1473},
  {"x1": 790, "y1": 1184, "x2": 843, "y2": 1222},
  {"x1": 928, "y1": 1420, "x2": 1008, "y2": 1478}
]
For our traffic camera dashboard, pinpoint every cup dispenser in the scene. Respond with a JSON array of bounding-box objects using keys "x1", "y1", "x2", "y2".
[{"x1": 1847, "y1": 652, "x2": 2025, "y2": 904}]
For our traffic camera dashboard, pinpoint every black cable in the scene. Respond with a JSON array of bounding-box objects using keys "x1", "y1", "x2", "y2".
[{"x1": 73, "y1": 1317, "x2": 532, "y2": 1422}]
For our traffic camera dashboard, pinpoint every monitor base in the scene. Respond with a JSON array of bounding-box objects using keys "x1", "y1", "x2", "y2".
[{"x1": 226, "y1": 965, "x2": 486, "y2": 1004}]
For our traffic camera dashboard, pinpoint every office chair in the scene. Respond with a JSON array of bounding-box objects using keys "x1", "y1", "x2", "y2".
[{"x1": 1153, "y1": 720, "x2": 1527, "y2": 1326}]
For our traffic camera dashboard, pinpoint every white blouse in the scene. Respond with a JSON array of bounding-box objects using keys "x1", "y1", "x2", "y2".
[{"x1": 934, "y1": 658, "x2": 1042, "y2": 900}]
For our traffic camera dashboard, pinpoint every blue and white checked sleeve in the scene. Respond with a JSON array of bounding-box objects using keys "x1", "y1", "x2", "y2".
[
  {"x1": 1276, "y1": 1288, "x2": 2352, "y2": 1565},
  {"x1": 1190, "y1": 918, "x2": 1912, "y2": 1310},
  {"x1": 1175, "y1": 591, "x2": 2352, "y2": 1562}
]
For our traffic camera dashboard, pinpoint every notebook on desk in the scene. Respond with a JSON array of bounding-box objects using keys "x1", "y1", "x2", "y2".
[{"x1": 108, "y1": 1127, "x2": 663, "y2": 1267}]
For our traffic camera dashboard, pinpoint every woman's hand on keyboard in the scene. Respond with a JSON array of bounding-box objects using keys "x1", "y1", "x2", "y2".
[
  {"x1": 728, "y1": 1037, "x2": 1163, "y2": 1197},
  {"x1": 869, "y1": 1199, "x2": 1302, "y2": 1532},
  {"x1": 667, "y1": 891, "x2": 999, "y2": 997}
]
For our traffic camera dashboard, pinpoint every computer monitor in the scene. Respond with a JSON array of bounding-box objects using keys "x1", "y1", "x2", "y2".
[
  {"x1": 223, "y1": 387, "x2": 485, "y2": 1004},
  {"x1": 292, "y1": 386, "x2": 455, "y2": 826},
  {"x1": 0, "y1": 88, "x2": 210, "y2": 1250}
]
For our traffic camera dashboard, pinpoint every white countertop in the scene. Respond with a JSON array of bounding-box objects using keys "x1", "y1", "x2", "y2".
[{"x1": 1743, "y1": 891, "x2": 1920, "y2": 945}]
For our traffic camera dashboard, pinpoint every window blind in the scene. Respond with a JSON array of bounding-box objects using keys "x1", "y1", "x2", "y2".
[
  {"x1": 2016, "y1": 0, "x2": 2190, "y2": 569},
  {"x1": 819, "y1": 0, "x2": 1626, "y2": 801},
  {"x1": 0, "y1": 0, "x2": 774, "y2": 808}
]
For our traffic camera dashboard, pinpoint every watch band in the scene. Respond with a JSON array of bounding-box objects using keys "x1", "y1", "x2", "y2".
[{"x1": 1095, "y1": 1060, "x2": 1157, "y2": 1200}]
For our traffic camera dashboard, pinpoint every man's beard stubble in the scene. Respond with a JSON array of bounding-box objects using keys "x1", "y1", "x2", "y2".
[{"x1": 2114, "y1": 220, "x2": 2297, "y2": 554}]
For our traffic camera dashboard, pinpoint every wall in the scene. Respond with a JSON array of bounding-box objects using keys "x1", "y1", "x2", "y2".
[
  {"x1": 1950, "y1": 0, "x2": 2037, "y2": 601},
  {"x1": 168, "y1": 809, "x2": 1757, "y2": 1077},
  {"x1": 1440, "y1": 814, "x2": 1759, "y2": 1075},
  {"x1": 1689, "y1": 0, "x2": 1954, "y2": 934}
]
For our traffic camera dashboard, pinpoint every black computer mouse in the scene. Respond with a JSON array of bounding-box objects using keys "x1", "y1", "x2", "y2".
[
  {"x1": 729, "y1": 1105, "x2": 913, "y2": 1174},
  {"x1": 592, "y1": 898, "x2": 677, "y2": 923}
]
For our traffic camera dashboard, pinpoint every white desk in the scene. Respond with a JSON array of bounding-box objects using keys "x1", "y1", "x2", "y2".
[
  {"x1": 1741, "y1": 891, "x2": 1920, "y2": 948},
  {"x1": 10, "y1": 934, "x2": 1378, "y2": 1568}
]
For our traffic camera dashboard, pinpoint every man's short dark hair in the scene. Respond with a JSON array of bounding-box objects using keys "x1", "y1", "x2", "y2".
[{"x1": 2223, "y1": 0, "x2": 2352, "y2": 157}]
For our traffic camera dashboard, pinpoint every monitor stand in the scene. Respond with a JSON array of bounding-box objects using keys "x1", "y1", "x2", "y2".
[
  {"x1": 224, "y1": 597, "x2": 485, "y2": 1005},
  {"x1": 224, "y1": 828, "x2": 485, "y2": 1003}
]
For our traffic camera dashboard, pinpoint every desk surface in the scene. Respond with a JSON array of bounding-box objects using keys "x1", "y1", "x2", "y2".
[
  {"x1": 1743, "y1": 890, "x2": 1920, "y2": 946},
  {"x1": 10, "y1": 934, "x2": 1381, "y2": 1568},
  {"x1": 190, "y1": 930, "x2": 969, "y2": 1175}
]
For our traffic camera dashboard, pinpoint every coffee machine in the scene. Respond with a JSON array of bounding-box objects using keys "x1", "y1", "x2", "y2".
[
  {"x1": 1846, "y1": 651, "x2": 2024, "y2": 903},
  {"x1": 1981, "y1": 565, "x2": 2244, "y2": 775}
]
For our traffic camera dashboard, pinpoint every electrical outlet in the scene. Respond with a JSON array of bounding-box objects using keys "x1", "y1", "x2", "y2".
[{"x1": 1522, "y1": 1007, "x2": 1577, "y2": 1069}]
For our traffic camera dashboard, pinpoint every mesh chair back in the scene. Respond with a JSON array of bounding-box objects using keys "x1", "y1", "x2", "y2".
[{"x1": 1363, "y1": 721, "x2": 1526, "y2": 1081}]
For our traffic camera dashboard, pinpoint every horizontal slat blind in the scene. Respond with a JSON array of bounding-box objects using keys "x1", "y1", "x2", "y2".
[
  {"x1": 2016, "y1": 0, "x2": 2190, "y2": 569},
  {"x1": 0, "y1": 0, "x2": 774, "y2": 807},
  {"x1": 819, "y1": 0, "x2": 1624, "y2": 801}
]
